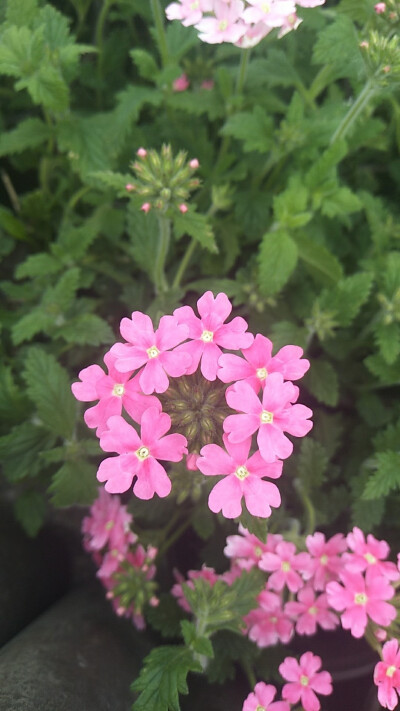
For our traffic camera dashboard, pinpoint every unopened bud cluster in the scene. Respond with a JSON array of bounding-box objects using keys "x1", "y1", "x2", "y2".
[{"x1": 125, "y1": 144, "x2": 200, "y2": 214}]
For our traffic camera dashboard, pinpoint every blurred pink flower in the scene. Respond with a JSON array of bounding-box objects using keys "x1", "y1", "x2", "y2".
[
  {"x1": 245, "y1": 589, "x2": 294, "y2": 647},
  {"x1": 173, "y1": 73, "x2": 190, "y2": 91}
]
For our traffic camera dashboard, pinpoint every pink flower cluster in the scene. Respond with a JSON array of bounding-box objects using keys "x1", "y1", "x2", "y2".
[
  {"x1": 72, "y1": 291, "x2": 312, "y2": 520},
  {"x1": 82, "y1": 488, "x2": 158, "y2": 629},
  {"x1": 166, "y1": 0, "x2": 325, "y2": 48}
]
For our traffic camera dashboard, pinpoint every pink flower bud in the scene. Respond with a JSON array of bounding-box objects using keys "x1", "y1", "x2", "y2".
[
  {"x1": 374, "y1": 2, "x2": 386, "y2": 12},
  {"x1": 186, "y1": 453, "x2": 199, "y2": 470},
  {"x1": 150, "y1": 596, "x2": 159, "y2": 607},
  {"x1": 141, "y1": 202, "x2": 151, "y2": 213},
  {"x1": 179, "y1": 203, "x2": 188, "y2": 214},
  {"x1": 116, "y1": 606, "x2": 126, "y2": 616},
  {"x1": 201, "y1": 80, "x2": 214, "y2": 90},
  {"x1": 173, "y1": 73, "x2": 190, "y2": 92},
  {"x1": 383, "y1": 65, "x2": 391, "y2": 73},
  {"x1": 189, "y1": 158, "x2": 199, "y2": 169},
  {"x1": 137, "y1": 147, "x2": 147, "y2": 157},
  {"x1": 360, "y1": 40, "x2": 369, "y2": 48},
  {"x1": 125, "y1": 183, "x2": 135, "y2": 191}
]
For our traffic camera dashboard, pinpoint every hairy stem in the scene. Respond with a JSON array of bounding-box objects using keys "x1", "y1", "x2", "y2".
[
  {"x1": 154, "y1": 213, "x2": 171, "y2": 294},
  {"x1": 330, "y1": 78, "x2": 377, "y2": 144}
]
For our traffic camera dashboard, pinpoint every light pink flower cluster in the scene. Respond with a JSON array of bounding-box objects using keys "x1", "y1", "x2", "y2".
[
  {"x1": 72, "y1": 291, "x2": 312, "y2": 520},
  {"x1": 82, "y1": 488, "x2": 158, "y2": 629},
  {"x1": 166, "y1": 0, "x2": 325, "y2": 48}
]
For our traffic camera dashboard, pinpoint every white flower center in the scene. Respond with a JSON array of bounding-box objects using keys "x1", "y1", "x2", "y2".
[
  {"x1": 269, "y1": 615, "x2": 277, "y2": 624},
  {"x1": 201, "y1": 330, "x2": 213, "y2": 342},
  {"x1": 256, "y1": 706, "x2": 266, "y2": 711},
  {"x1": 387, "y1": 665, "x2": 397, "y2": 678},
  {"x1": 136, "y1": 446, "x2": 150, "y2": 461},
  {"x1": 256, "y1": 367, "x2": 268, "y2": 381},
  {"x1": 235, "y1": 465, "x2": 250, "y2": 481},
  {"x1": 262, "y1": 2, "x2": 270, "y2": 12},
  {"x1": 260, "y1": 410, "x2": 274, "y2": 424},
  {"x1": 147, "y1": 345, "x2": 160, "y2": 359},
  {"x1": 191, "y1": 0, "x2": 199, "y2": 8},
  {"x1": 300, "y1": 675, "x2": 309, "y2": 687},
  {"x1": 354, "y1": 592, "x2": 368, "y2": 605},
  {"x1": 364, "y1": 552, "x2": 377, "y2": 564},
  {"x1": 112, "y1": 383, "x2": 125, "y2": 397}
]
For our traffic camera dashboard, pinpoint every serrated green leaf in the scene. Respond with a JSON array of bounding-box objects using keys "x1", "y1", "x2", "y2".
[
  {"x1": 48, "y1": 459, "x2": 97, "y2": 506},
  {"x1": 221, "y1": 106, "x2": 273, "y2": 153},
  {"x1": 89, "y1": 170, "x2": 133, "y2": 196},
  {"x1": 269, "y1": 321, "x2": 308, "y2": 351},
  {"x1": 130, "y1": 48, "x2": 159, "y2": 80},
  {"x1": 17, "y1": 63, "x2": 69, "y2": 111},
  {"x1": 191, "y1": 504, "x2": 215, "y2": 541},
  {"x1": 237, "y1": 508, "x2": 268, "y2": 542},
  {"x1": 23, "y1": 348, "x2": 76, "y2": 438},
  {"x1": 319, "y1": 272, "x2": 373, "y2": 327},
  {"x1": 55, "y1": 313, "x2": 114, "y2": 346},
  {"x1": 174, "y1": 210, "x2": 217, "y2": 253},
  {"x1": 296, "y1": 438, "x2": 329, "y2": 490},
  {"x1": 16, "y1": 253, "x2": 61, "y2": 279},
  {"x1": 0, "y1": 118, "x2": 50, "y2": 157},
  {"x1": 35, "y1": 4, "x2": 71, "y2": 50},
  {"x1": 312, "y1": 15, "x2": 365, "y2": 80},
  {"x1": 6, "y1": 0, "x2": 39, "y2": 26},
  {"x1": 295, "y1": 233, "x2": 343, "y2": 284},
  {"x1": 375, "y1": 322, "x2": 400, "y2": 364},
  {"x1": 0, "y1": 367, "x2": 27, "y2": 429},
  {"x1": 304, "y1": 359, "x2": 339, "y2": 406},
  {"x1": 320, "y1": 186, "x2": 363, "y2": 218},
  {"x1": 258, "y1": 230, "x2": 298, "y2": 296},
  {"x1": 126, "y1": 207, "x2": 159, "y2": 279},
  {"x1": 165, "y1": 22, "x2": 199, "y2": 60},
  {"x1": 180, "y1": 620, "x2": 214, "y2": 658},
  {"x1": 305, "y1": 140, "x2": 348, "y2": 190},
  {"x1": 12, "y1": 308, "x2": 54, "y2": 345},
  {"x1": 365, "y1": 353, "x2": 400, "y2": 384},
  {"x1": 57, "y1": 114, "x2": 113, "y2": 175},
  {"x1": 248, "y1": 50, "x2": 301, "y2": 88},
  {"x1": 132, "y1": 645, "x2": 201, "y2": 711},
  {"x1": 373, "y1": 419, "x2": 400, "y2": 452},
  {"x1": 14, "y1": 491, "x2": 47, "y2": 537},
  {"x1": 383, "y1": 252, "x2": 400, "y2": 295},
  {"x1": 0, "y1": 206, "x2": 29, "y2": 242},
  {"x1": 312, "y1": 410, "x2": 344, "y2": 460},
  {"x1": 363, "y1": 451, "x2": 400, "y2": 500},
  {"x1": 113, "y1": 85, "x2": 163, "y2": 141},
  {"x1": 0, "y1": 422, "x2": 55, "y2": 481},
  {"x1": 147, "y1": 594, "x2": 184, "y2": 638}
]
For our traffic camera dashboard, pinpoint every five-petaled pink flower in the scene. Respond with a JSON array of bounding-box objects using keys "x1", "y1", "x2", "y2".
[
  {"x1": 344, "y1": 527, "x2": 400, "y2": 581},
  {"x1": 97, "y1": 407, "x2": 187, "y2": 499},
  {"x1": 259, "y1": 540, "x2": 312, "y2": 592},
  {"x1": 224, "y1": 374, "x2": 312, "y2": 463},
  {"x1": 285, "y1": 585, "x2": 338, "y2": 635},
  {"x1": 242, "y1": 682, "x2": 290, "y2": 711},
  {"x1": 111, "y1": 312, "x2": 191, "y2": 394},
  {"x1": 245, "y1": 589, "x2": 294, "y2": 647},
  {"x1": 173, "y1": 291, "x2": 253, "y2": 381},
  {"x1": 306, "y1": 531, "x2": 347, "y2": 591},
  {"x1": 326, "y1": 568, "x2": 396, "y2": 638},
  {"x1": 224, "y1": 526, "x2": 283, "y2": 570},
  {"x1": 195, "y1": 0, "x2": 247, "y2": 44},
  {"x1": 82, "y1": 487, "x2": 137, "y2": 554},
  {"x1": 374, "y1": 639, "x2": 400, "y2": 710},
  {"x1": 218, "y1": 333, "x2": 310, "y2": 392},
  {"x1": 279, "y1": 652, "x2": 333, "y2": 711},
  {"x1": 197, "y1": 435, "x2": 282, "y2": 519}
]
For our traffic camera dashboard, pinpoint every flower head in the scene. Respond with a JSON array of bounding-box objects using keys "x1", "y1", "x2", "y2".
[
  {"x1": 374, "y1": 639, "x2": 400, "y2": 710},
  {"x1": 243, "y1": 682, "x2": 290, "y2": 711},
  {"x1": 279, "y1": 652, "x2": 333, "y2": 711}
]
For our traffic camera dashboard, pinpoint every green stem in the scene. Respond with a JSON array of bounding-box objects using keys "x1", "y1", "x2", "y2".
[
  {"x1": 330, "y1": 78, "x2": 377, "y2": 144},
  {"x1": 95, "y1": 0, "x2": 113, "y2": 106},
  {"x1": 235, "y1": 48, "x2": 251, "y2": 96},
  {"x1": 150, "y1": 0, "x2": 169, "y2": 68},
  {"x1": 154, "y1": 213, "x2": 171, "y2": 294},
  {"x1": 157, "y1": 517, "x2": 192, "y2": 558},
  {"x1": 294, "y1": 480, "x2": 316, "y2": 536},
  {"x1": 66, "y1": 185, "x2": 91, "y2": 213},
  {"x1": 172, "y1": 238, "x2": 197, "y2": 289}
]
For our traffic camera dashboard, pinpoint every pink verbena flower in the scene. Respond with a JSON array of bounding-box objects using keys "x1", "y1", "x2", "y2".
[
  {"x1": 242, "y1": 0, "x2": 297, "y2": 28},
  {"x1": 166, "y1": 0, "x2": 213, "y2": 26},
  {"x1": 173, "y1": 291, "x2": 253, "y2": 381},
  {"x1": 224, "y1": 375, "x2": 312, "y2": 463},
  {"x1": 285, "y1": 585, "x2": 338, "y2": 635},
  {"x1": 242, "y1": 682, "x2": 290, "y2": 711},
  {"x1": 224, "y1": 525, "x2": 283, "y2": 570},
  {"x1": 344, "y1": 527, "x2": 400, "y2": 581},
  {"x1": 245, "y1": 589, "x2": 294, "y2": 647},
  {"x1": 259, "y1": 540, "x2": 312, "y2": 593},
  {"x1": 103, "y1": 544, "x2": 157, "y2": 630},
  {"x1": 326, "y1": 568, "x2": 397, "y2": 638},
  {"x1": 82, "y1": 487, "x2": 136, "y2": 554},
  {"x1": 197, "y1": 435, "x2": 282, "y2": 519},
  {"x1": 71, "y1": 351, "x2": 160, "y2": 436},
  {"x1": 305, "y1": 532, "x2": 347, "y2": 591},
  {"x1": 110, "y1": 312, "x2": 191, "y2": 394},
  {"x1": 173, "y1": 73, "x2": 190, "y2": 91},
  {"x1": 374, "y1": 639, "x2": 400, "y2": 710},
  {"x1": 218, "y1": 333, "x2": 310, "y2": 393},
  {"x1": 195, "y1": 0, "x2": 247, "y2": 44},
  {"x1": 279, "y1": 652, "x2": 333, "y2": 711},
  {"x1": 97, "y1": 407, "x2": 187, "y2": 498}
]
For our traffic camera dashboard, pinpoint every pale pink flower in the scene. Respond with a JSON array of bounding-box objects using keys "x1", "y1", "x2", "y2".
[
  {"x1": 224, "y1": 525, "x2": 283, "y2": 570},
  {"x1": 278, "y1": 12, "x2": 302, "y2": 36},
  {"x1": 296, "y1": 0, "x2": 325, "y2": 5},
  {"x1": 195, "y1": 0, "x2": 247, "y2": 44},
  {"x1": 136, "y1": 147, "x2": 147, "y2": 157},
  {"x1": 326, "y1": 568, "x2": 396, "y2": 638},
  {"x1": 279, "y1": 652, "x2": 333, "y2": 711},
  {"x1": 200, "y1": 79, "x2": 214, "y2": 89},
  {"x1": 285, "y1": 585, "x2": 339, "y2": 635},
  {"x1": 375, "y1": 2, "x2": 386, "y2": 12},
  {"x1": 305, "y1": 532, "x2": 347, "y2": 591},
  {"x1": 111, "y1": 312, "x2": 191, "y2": 394},
  {"x1": 242, "y1": 682, "x2": 290, "y2": 711},
  {"x1": 178, "y1": 203, "x2": 188, "y2": 213},
  {"x1": 218, "y1": 333, "x2": 310, "y2": 392},
  {"x1": 245, "y1": 589, "x2": 294, "y2": 647},
  {"x1": 374, "y1": 639, "x2": 400, "y2": 710},
  {"x1": 141, "y1": 202, "x2": 151, "y2": 212},
  {"x1": 166, "y1": 0, "x2": 213, "y2": 26},
  {"x1": 173, "y1": 291, "x2": 253, "y2": 381},
  {"x1": 125, "y1": 183, "x2": 135, "y2": 191},
  {"x1": 173, "y1": 73, "x2": 190, "y2": 91},
  {"x1": 71, "y1": 351, "x2": 160, "y2": 436},
  {"x1": 224, "y1": 374, "x2": 312, "y2": 463},
  {"x1": 260, "y1": 540, "x2": 312, "y2": 592},
  {"x1": 82, "y1": 487, "x2": 136, "y2": 553},
  {"x1": 197, "y1": 435, "x2": 282, "y2": 519},
  {"x1": 235, "y1": 21, "x2": 271, "y2": 48},
  {"x1": 189, "y1": 158, "x2": 200, "y2": 168},
  {"x1": 97, "y1": 407, "x2": 187, "y2": 498},
  {"x1": 242, "y1": 0, "x2": 297, "y2": 28},
  {"x1": 344, "y1": 527, "x2": 399, "y2": 581},
  {"x1": 186, "y1": 452, "x2": 200, "y2": 470}
]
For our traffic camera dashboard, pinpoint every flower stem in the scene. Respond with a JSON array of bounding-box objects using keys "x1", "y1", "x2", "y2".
[
  {"x1": 150, "y1": 0, "x2": 170, "y2": 68},
  {"x1": 172, "y1": 237, "x2": 197, "y2": 289},
  {"x1": 154, "y1": 213, "x2": 171, "y2": 294},
  {"x1": 235, "y1": 48, "x2": 251, "y2": 96},
  {"x1": 330, "y1": 78, "x2": 377, "y2": 145},
  {"x1": 157, "y1": 517, "x2": 192, "y2": 558},
  {"x1": 294, "y1": 479, "x2": 316, "y2": 536}
]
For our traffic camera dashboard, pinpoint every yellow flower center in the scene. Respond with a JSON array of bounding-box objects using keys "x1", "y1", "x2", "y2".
[
  {"x1": 201, "y1": 330, "x2": 213, "y2": 342},
  {"x1": 147, "y1": 345, "x2": 160, "y2": 359},
  {"x1": 235, "y1": 465, "x2": 250, "y2": 481},
  {"x1": 105, "y1": 520, "x2": 114, "y2": 530},
  {"x1": 320, "y1": 554, "x2": 328, "y2": 565},
  {"x1": 254, "y1": 546, "x2": 263, "y2": 558},
  {"x1": 300, "y1": 675, "x2": 309, "y2": 687},
  {"x1": 309, "y1": 605, "x2": 318, "y2": 615},
  {"x1": 112, "y1": 383, "x2": 125, "y2": 397},
  {"x1": 262, "y1": 2, "x2": 270, "y2": 12},
  {"x1": 191, "y1": 0, "x2": 199, "y2": 8},
  {"x1": 256, "y1": 706, "x2": 266, "y2": 711},
  {"x1": 136, "y1": 446, "x2": 150, "y2": 461},
  {"x1": 219, "y1": 19, "x2": 228, "y2": 31},
  {"x1": 260, "y1": 410, "x2": 274, "y2": 424},
  {"x1": 364, "y1": 552, "x2": 377, "y2": 564},
  {"x1": 269, "y1": 615, "x2": 277, "y2": 624},
  {"x1": 387, "y1": 665, "x2": 397, "y2": 678},
  {"x1": 354, "y1": 592, "x2": 368, "y2": 605},
  {"x1": 256, "y1": 367, "x2": 268, "y2": 381},
  {"x1": 281, "y1": 561, "x2": 291, "y2": 572}
]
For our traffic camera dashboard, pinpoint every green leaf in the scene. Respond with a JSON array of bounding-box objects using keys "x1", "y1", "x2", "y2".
[
  {"x1": 23, "y1": 348, "x2": 76, "y2": 438},
  {"x1": 0, "y1": 422, "x2": 55, "y2": 481},
  {"x1": 221, "y1": 106, "x2": 274, "y2": 153},
  {"x1": 12, "y1": 308, "x2": 54, "y2": 345},
  {"x1": 191, "y1": 504, "x2": 215, "y2": 541},
  {"x1": 269, "y1": 320, "x2": 308, "y2": 351},
  {"x1": 89, "y1": 170, "x2": 134, "y2": 196},
  {"x1": 147, "y1": 594, "x2": 183, "y2": 639},
  {"x1": 173, "y1": 210, "x2": 217, "y2": 253},
  {"x1": 130, "y1": 48, "x2": 159, "y2": 80},
  {"x1": 131, "y1": 645, "x2": 201, "y2": 711},
  {"x1": 305, "y1": 140, "x2": 348, "y2": 190},
  {"x1": 0, "y1": 118, "x2": 50, "y2": 156},
  {"x1": 363, "y1": 451, "x2": 400, "y2": 500},
  {"x1": 49, "y1": 459, "x2": 98, "y2": 506},
  {"x1": 365, "y1": 353, "x2": 400, "y2": 384},
  {"x1": 248, "y1": 50, "x2": 301, "y2": 88},
  {"x1": 165, "y1": 22, "x2": 199, "y2": 60},
  {"x1": 180, "y1": 621, "x2": 213, "y2": 658},
  {"x1": 312, "y1": 14, "x2": 365, "y2": 80},
  {"x1": 16, "y1": 253, "x2": 61, "y2": 279},
  {"x1": 57, "y1": 115, "x2": 113, "y2": 176},
  {"x1": 0, "y1": 367, "x2": 27, "y2": 429},
  {"x1": 320, "y1": 186, "x2": 363, "y2": 218},
  {"x1": 304, "y1": 359, "x2": 339, "y2": 406},
  {"x1": 6, "y1": 0, "x2": 39, "y2": 26},
  {"x1": 238, "y1": 508, "x2": 268, "y2": 542},
  {"x1": 375, "y1": 322, "x2": 400, "y2": 364},
  {"x1": 296, "y1": 438, "x2": 329, "y2": 490},
  {"x1": 319, "y1": 272, "x2": 373, "y2": 327},
  {"x1": 113, "y1": 85, "x2": 163, "y2": 141},
  {"x1": 17, "y1": 62, "x2": 69, "y2": 111},
  {"x1": 14, "y1": 491, "x2": 47, "y2": 537},
  {"x1": 295, "y1": 233, "x2": 343, "y2": 284},
  {"x1": 258, "y1": 230, "x2": 298, "y2": 296},
  {"x1": 126, "y1": 207, "x2": 159, "y2": 279},
  {"x1": 0, "y1": 206, "x2": 29, "y2": 242},
  {"x1": 55, "y1": 313, "x2": 114, "y2": 346}
]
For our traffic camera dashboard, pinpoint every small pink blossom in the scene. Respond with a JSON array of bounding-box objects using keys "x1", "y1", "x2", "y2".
[
  {"x1": 97, "y1": 407, "x2": 187, "y2": 498},
  {"x1": 173, "y1": 291, "x2": 253, "y2": 381},
  {"x1": 218, "y1": 333, "x2": 310, "y2": 392},
  {"x1": 374, "y1": 639, "x2": 400, "y2": 710},
  {"x1": 189, "y1": 158, "x2": 200, "y2": 168},
  {"x1": 224, "y1": 374, "x2": 312, "y2": 463},
  {"x1": 224, "y1": 525, "x2": 283, "y2": 570},
  {"x1": 242, "y1": 0, "x2": 297, "y2": 28},
  {"x1": 279, "y1": 652, "x2": 333, "y2": 711},
  {"x1": 166, "y1": 0, "x2": 213, "y2": 26},
  {"x1": 173, "y1": 73, "x2": 190, "y2": 91},
  {"x1": 260, "y1": 540, "x2": 312, "y2": 593},
  {"x1": 326, "y1": 568, "x2": 396, "y2": 638},
  {"x1": 111, "y1": 312, "x2": 191, "y2": 394},
  {"x1": 200, "y1": 79, "x2": 214, "y2": 89},
  {"x1": 178, "y1": 203, "x2": 188, "y2": 213},
  {"x1": 141, "y1": 202, "x2": 151, "y2": 212},
  {"x1": 245, "y1": 589, "x2": 294, "y2": 647},
  {"x1": 306, "y1": 531, "x2": 347, "y2": 591},
  {"x1": 375, "y1": 2, "x2": 386, "y2": 12},
  {"x1": 82, "y1": 488, "x2": 136, "y2": 554},
  {"x1": 242, "y1": 682, "x2": 290, "y2": 711},
  {"x1": 195, "y1": 0, "x2": 247, "y2": 44},
  {"x1": 344, "y1": 527, "x2": 399, "y2": 581},
  {"x1": 137, "y1": 147, "x2": 147, "y2": 157},
  {"x1": 285, "y1": 585, "x2": 339, "y2": 635},
  {"x1": 125, "y1": 183, "x2": 135, "y2": 191},
  {"x1": 197, "y1": 435, "x2": 283, "y2": 519}
]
